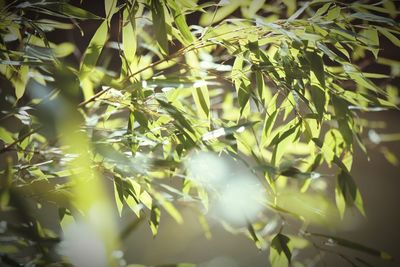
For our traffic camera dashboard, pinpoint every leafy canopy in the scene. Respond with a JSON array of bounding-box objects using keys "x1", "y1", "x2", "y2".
[{"x1": 0, "y1": 0, "x2": 399, "y2": 266}]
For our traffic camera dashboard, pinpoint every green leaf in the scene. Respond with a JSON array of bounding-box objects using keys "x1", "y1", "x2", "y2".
[
  {"x1": 0, "y1": 157, "x2": 13, "y2": 209},
  {"x1": 140, "y1": 191, "x2": 153, "y2": 210},
  {"x1": 79, "y1": 20, "x2": 108, "y2": 79},
  {"x1": 105, "y1": 0, "x2": 118, "y2": 22},
  {"x1": 309, "y1": 85, "x2": 325, "y2": 121},
  {"x1": 351, "y1": 12, "x2": 397, "y2": 26},
  {"x1": 383, "y1": 0, "x2": 398, "y2": 18},
  {"x1": 332, "y1": 96, "x2": 353, "y2": 147},
  {"x1": 270, "y1": 121, "x2": 301, "y2": 148},
  {"x1": 336, "y1": 170, "x2": 365, "y2": 216},
  {"x1": 53, "y1": 43, "x2": 75, "y2": 58},
  {"x1": 313, "y1": 3, "x2": 331, "y2": 18},
  {"x1": 168, "y1": 0, "x2": 194, "y2": 44},
  {"x1": 199, "y1": 2, "x2": 241, "y2": 26},
  {"x1": 325, "y1": 6, "x2": 341, "y2": 21},
  {"x1": 150, "y1": 204, "x2": 161, "y2": 236},
  {"x1": 114, "y1": 178, "x2": 124, "y2": 217},
  {"x1": 261, "y1": 110, "x2": 278, "y2": 147},
  {"x1": 376, "y1": 27, "x2": 400, "y2": 47},
  {"x1": 283, "y1": 0, "x2": 297, "y2": 17},
  {"x1": 247, "y1": 223, "x2": 262, "y2": 249},
  {"x1": 0, "y1": 127, "x2": 13, "y2": 143},
  {"x1": 256, "y1": 70, "x2": 265, "y2": 100},
  {"x1": 271, "y1": 233, "x2": 292, "y2": 263},
  {"x1": 151, "y1": 0, "x2": 169, "y2": 55},
  {"x1": 305, "y1": 51, "x2": 325, "y2": 87},
  {"x1": 45, "y1": 3, "x2": 100, "y2": 19},
  {"x1": 361, "y1": 28, "x2": 379, "y2": 59},
  {"x1": 122, "y1": 4, "x2": 138, "y2": 66},
  {"x1": 13, "y1": 65, "x2": 29, "y2": 100},
  {"x1": 153, "y1": 191, "x2": 183, "y2": 224},
  {"x1": 133, "y1": 110, "x2": 149, "y2": 130},
  {"x1": 237, "y1": 80, "x2": 251, "y2": 114},
  {"x1": 185, "y1": 51, "x2": 210, "y2": 120},
  {"x1": 288, "y1": 2, "x2": 309, "y2": 21},
  {"x1": 157, "y1": 99, "x2": 195, "y2": 134}
]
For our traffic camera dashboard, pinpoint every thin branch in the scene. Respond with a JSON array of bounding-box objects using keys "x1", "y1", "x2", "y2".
[{"x1": 0, "y1": 127, "x2": 42, "y2": 154}]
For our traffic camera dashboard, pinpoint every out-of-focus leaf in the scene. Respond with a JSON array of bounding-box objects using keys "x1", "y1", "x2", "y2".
[
  {"x1": 313, "y1": 3, "x2": 331, "y2": 18},
  {"x1": 0, "y1": 157, "x2": 13, "y2": 209},
  {"x1": 311, "y1": 233, "x2": 392, "y2": 260},
  {"x1": 152, "y1": 191, "x2": 183, "y2": 224},
  {"x1": 280, "y1": 167, "x2": 320, "y2": 180},
  {"x1": 157, "y1": 99, "x2": 195, "y2": 134},
  {"x1": 53, "y1": 43, "x2": 75, "y2": 58},
  {"x1": 0, "y1": 127, "x2": 14, "y2": 144},
  {"x1": 37, "y1": 19, "x2": 74, "y2": 30},
  {"x1": 351, "y1": 12, "x2": 397, "y2": 26},
  {"x1": 362, "y1": 28, "x2": 379, "y2": 59},
  {"x1": 114, "y1": 178, "x2": 124, "y2": 216},
  {"x1": 271, "y1": 233, "x2": 292, "y2": 263},
  {"x1": 202, "y1": 121, "x2": 258, "y2": 141},
  {"x1": 44, "y1": 3, "x2": 100, "y2": 19},
  {"x1": 288, "y1": 1, "x2": 308, "y2": 21},
  {"x1": 283, "y1": 0, "x2": 297, "y2": 16},
  {"x1": 325, "y1": 6, "x2": 341, "y2": 20},
  {"x1": 150, "y1": 204, "x2": 161, "y2": 236},
  {"x1": 376, "y1": 27, "x2": 400, "y2": 47},
  {"x1": 336, "y1": 170, "x2": 365, "y2": 217},
  {"x1": 247, "y1": 223, "x2": 262, "y2": 249},
  {"x1": 380, "y1": 147, "x2": 399, "y2": 166},
  {"x1": 199, "y1": 2, "x2": 241, "y2": 26}
]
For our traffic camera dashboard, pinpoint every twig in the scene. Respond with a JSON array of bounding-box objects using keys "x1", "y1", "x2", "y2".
[{"x1": 0, "y1": 127, "x2": 42, "y2": 154}]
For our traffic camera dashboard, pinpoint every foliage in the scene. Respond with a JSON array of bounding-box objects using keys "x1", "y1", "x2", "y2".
[{"x1": 0, "y1": 0, "x2": 399, "y2": 266}]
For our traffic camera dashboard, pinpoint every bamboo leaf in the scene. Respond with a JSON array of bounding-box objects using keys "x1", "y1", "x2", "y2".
[
  {"x1": 336, "y1": 169, "x2": 365, "y2": 216},
  {"x1": 351, "y1": 12, "x2": 397, "y2": 26},
  {"x1": 271, "y1": 233, "x2": 292, "y2": 263},
  {"x1": 199, "y1": 2, "x2": 241, "y2": 26},
  {"x1": 150, "y1": 204, "x2": 161, "y2": 236},
  {"x1": 44, "y1": 3, "x2": 100, "y2": 19},
  {"x1": 310, "y1": 85, "x2": 325, "y2": 121},
  {"x1": 105, "y1": 0, "x2": 118, "y2": 23},
  {"x1": 13, "y1": 66, "x2": 29, "y2": 100},
  {"x1": 151, "y1": 0, "x2": 169, "y2": 55},
  {"x1": 377, "y1": 27, "x2": 400, "y2": 47},
  {"x1": 306, "y1": 51, "x2": 325, "y2": 87},
  {"x1": 261, "y1": 110, "x2": 278, "y2": 147},
  {"x1": 157, "y1": 99, "x2": 195, "y2": 134},
  {"x1": 79, "y1": 20, "x2": 108, "y2": 79},
  {"x1": 168, "y1": 0, "x2": 194, "y2": 44},
  {"x1": 311, "y1": 233, "x2": 392, "y2": 260}
]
